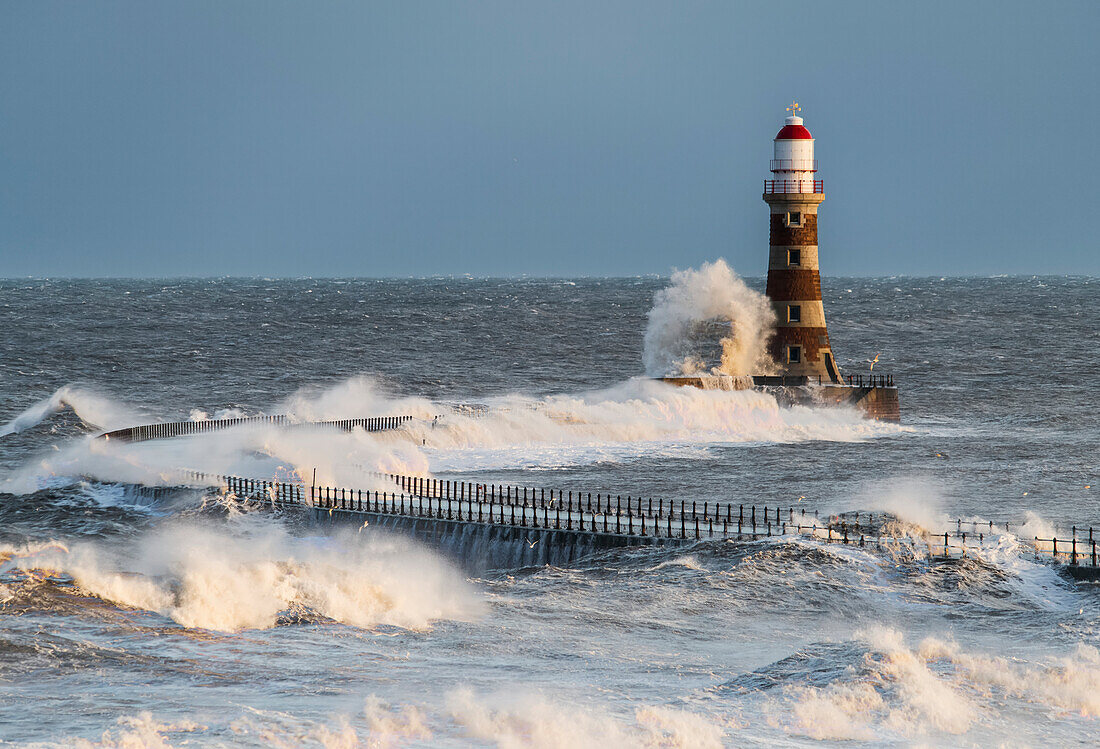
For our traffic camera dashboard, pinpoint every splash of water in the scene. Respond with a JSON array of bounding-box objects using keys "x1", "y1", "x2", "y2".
[
  {"x1": 68, "y1": 691, "x2": 722, "y2": 748},
  {"x1": 0, "y1": 385, "x2": 145, "y2": 437},
  {"x1": 642, "y1": 259, "x2": 777, "y2": 377},
  {"x1": 0, "y1": 522, "x2": 483, "y2": 632},
  {"x1": 278, "y1": 376, "x2": 439, "y2": 422},
  {"x1": 0, "y1": 375, "x2": 891, "y2": 493},
  {"x1": 836, "y1": 477, "x2": 951, "y2": 532},
  {"x1": 446, "y1": 688, "x2": 725, "y2": 749},
  {"x1": 774, "y1": 627, "x2": 1100, "y2": 741},
  {"x1": 70, "y1": 713, "x2": 205, "y2": 749}
]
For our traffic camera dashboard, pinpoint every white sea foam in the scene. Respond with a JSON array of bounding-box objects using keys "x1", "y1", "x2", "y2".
[
  {"x1": 228, "y1": 697, "x2": 432, "y2": 748},
  {"x1": 446, "y1": 688, "x2": 725, "y2": 749},
  {"x1": 642, "y1": 258, "x2": 777, "y2": 377},
  {"x1": 967, "y1": 528, "x2": 1079, "y2": 611},
  {"x1": 776, "y1": 627, "x2": 1100, "y2": 741},
  {"x1": 1, "y1": 375, "x2": 896, "y2": 493},
  {"x1": 0, "y1": 419, "x2": 429, "y2": 496},
  {"x1": 837, "y1": 477, "x2": 950, "y2": 531},
  {"x1": 70, "y1": 712, "x2": 204, "y2": 749},
  {"x1": 0, "y1": 523, "x2": 482, "y2": 632},
  {"x1": 66, "y1": 691, "x2": 722, "y2": 749},
  {"x1": 188, "y1": 407, "x2": 248, "y2": 422},
  {"x1": 278, "y1": 375, "x2": 439, "y2": 422},
  {"x1": 0, "y1": 385, "x2": 145, "y2": 437},
  {"x1": 410, "y1": 378, "x2": 886, "y2": 458}
]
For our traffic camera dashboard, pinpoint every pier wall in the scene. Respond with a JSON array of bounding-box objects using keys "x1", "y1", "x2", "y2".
[
  {"x1": 191, "y1": 472, "x2": 1100, "y2": 578},
  {"x1": 314, "y1": 508, "x2": 670, "y2": 571},
  {"x1": 656, "y1": 375, "x2": 901, "y2": 422}
]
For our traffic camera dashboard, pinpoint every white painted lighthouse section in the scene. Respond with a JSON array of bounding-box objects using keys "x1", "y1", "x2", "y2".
[
  {"x1": 768, "y1": 115, "x2": 817, "y2": 193},
  {"x1": 771, "y1": 117, "x2": 815, "y2": 167}
]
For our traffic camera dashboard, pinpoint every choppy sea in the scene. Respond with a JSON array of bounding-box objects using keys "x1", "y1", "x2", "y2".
[{"x1": 0, "y1": 275, "x2": 1098, "y2": 747}]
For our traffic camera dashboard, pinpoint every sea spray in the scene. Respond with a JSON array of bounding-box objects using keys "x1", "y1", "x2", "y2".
[
  {"x1": 278, "y1": 375, "x2": 439, "y2": 423},
  {"x1": 69, "y1": 691, "x2": 722, "y2": 748},
  {"x1": 0, "y1": 375, "x2": 891, "y2": 492},
  {"x1": 0, "y1": 420, "x2": 430, "y2": 496},
  {"x1": 0, "y1": 385, "x2": 146, "y2": 437},
  {"x1": 228, "y1": 698, "x2": 431, "y2": 748},
  {"x1": 0, "y1": 521, "x2": 483, "y2": 631},
  {"x1": 833, "y1": 477, "x2": 951, "y2": 531},
  {"x1": 773, "y1": 627, "x2": 1100, "y2": 740},
  {"x1": 642, "y1": 259, "x2": 777, "y2": 377},
  {"x1": 445, "y1": 688, "x2": 725, "y2": 749}
]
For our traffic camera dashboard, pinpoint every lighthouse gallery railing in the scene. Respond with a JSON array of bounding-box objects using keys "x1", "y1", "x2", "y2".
[{"x1": 763, "y1": 179, "x2": 823, "y2": 194}]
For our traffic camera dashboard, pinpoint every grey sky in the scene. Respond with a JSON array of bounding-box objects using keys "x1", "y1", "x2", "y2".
[{"x1": 2, "y1": 1, "x2": 1096, "y2": 277}]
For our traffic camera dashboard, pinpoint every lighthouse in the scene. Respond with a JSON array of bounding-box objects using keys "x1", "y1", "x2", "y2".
[
  {"x1": 763, "y1": 103, "x2": 840, "y2": 383},
  {"x1": 655, "y1": 104, "x2": 899, "y2": 419}
]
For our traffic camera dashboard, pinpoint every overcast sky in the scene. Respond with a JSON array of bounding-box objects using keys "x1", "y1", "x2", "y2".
[{"x1": 2, "y1": 1, "x2": 1097, "y2": 277}]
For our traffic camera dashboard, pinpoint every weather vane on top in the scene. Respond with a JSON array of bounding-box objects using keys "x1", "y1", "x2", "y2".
[{"x1": 787, "y1": 100, "x2": 801, "y2": 117}]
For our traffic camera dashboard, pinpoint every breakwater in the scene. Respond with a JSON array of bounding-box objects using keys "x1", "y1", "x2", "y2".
[
  {"x1": 657, "y1": 374, "x2": 901, "y2": 422},
  {"x1": 176, "y1": 469, "x2": 1100, "y2": 578},
  {"x1": 95, "y1": 414, "x2": 1092, "y2": 576},
  {"x1": 99, "y1": 414, "x2": 416, "y2": 443}
]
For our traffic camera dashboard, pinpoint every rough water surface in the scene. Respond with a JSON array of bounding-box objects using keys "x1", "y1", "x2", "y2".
[{"x1": 0, "y1": 276, "x2": 1097, "y2": 747}]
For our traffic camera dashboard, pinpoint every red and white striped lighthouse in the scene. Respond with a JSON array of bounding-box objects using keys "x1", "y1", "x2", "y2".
[{"x1": 763, "y1": 102, "x2": 840, "y2": 383}]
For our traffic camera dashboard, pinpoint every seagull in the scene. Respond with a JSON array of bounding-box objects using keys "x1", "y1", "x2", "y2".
[
  {"x1": 866, "y1": 354, "x2": 880, "y2": 372},
  {"x1": 525, "y1": 537, "x2": 539, "y2": 549},
  {"x1": 357, "y1": 520, "x2": 369, "y2": 533}
]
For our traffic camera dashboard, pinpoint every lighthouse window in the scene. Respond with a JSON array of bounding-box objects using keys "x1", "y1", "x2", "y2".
[
  {"x1": 788, "y1": 249, "x2": 801, "y2": 266},
  {"x1": 786, "y1": 212, "x2": 802, "y2": 227},
  {"x1": 788, "y1": 305, "x2": 801, "y2": 323},
  {"x1": 788, "y1": 345, "x2": 802, "y2": 363}
]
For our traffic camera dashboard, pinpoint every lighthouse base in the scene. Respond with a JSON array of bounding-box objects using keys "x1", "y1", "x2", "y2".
[{"x1": 655, "y1": 375, "x2": 901, "y2": 423}]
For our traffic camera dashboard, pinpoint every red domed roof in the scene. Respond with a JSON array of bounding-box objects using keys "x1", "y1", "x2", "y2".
[{"x1": 775, "y1": 124, "x2": 813, "y2": 140}]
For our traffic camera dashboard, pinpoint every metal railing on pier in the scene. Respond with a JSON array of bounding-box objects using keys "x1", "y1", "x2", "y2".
[
  {"x1": 841, "y1": 374, "x2": 894, "y2": 387},
  {"x1": 171, "y1": 469, "x2": 1100, "y2": 570},
  {"x1": 99, "y1": 415, "x2": 416, "y2": 443}
]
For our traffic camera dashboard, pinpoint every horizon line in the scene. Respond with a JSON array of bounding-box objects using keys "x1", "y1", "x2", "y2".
[{"x1": 1, "y1": 273, "x2": 1096, "y2": 282}]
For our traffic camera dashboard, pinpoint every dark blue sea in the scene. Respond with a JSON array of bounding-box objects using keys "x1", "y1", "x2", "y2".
[{"x1": 1, "y1": 274, "x2": 1098, "y2": 746}]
